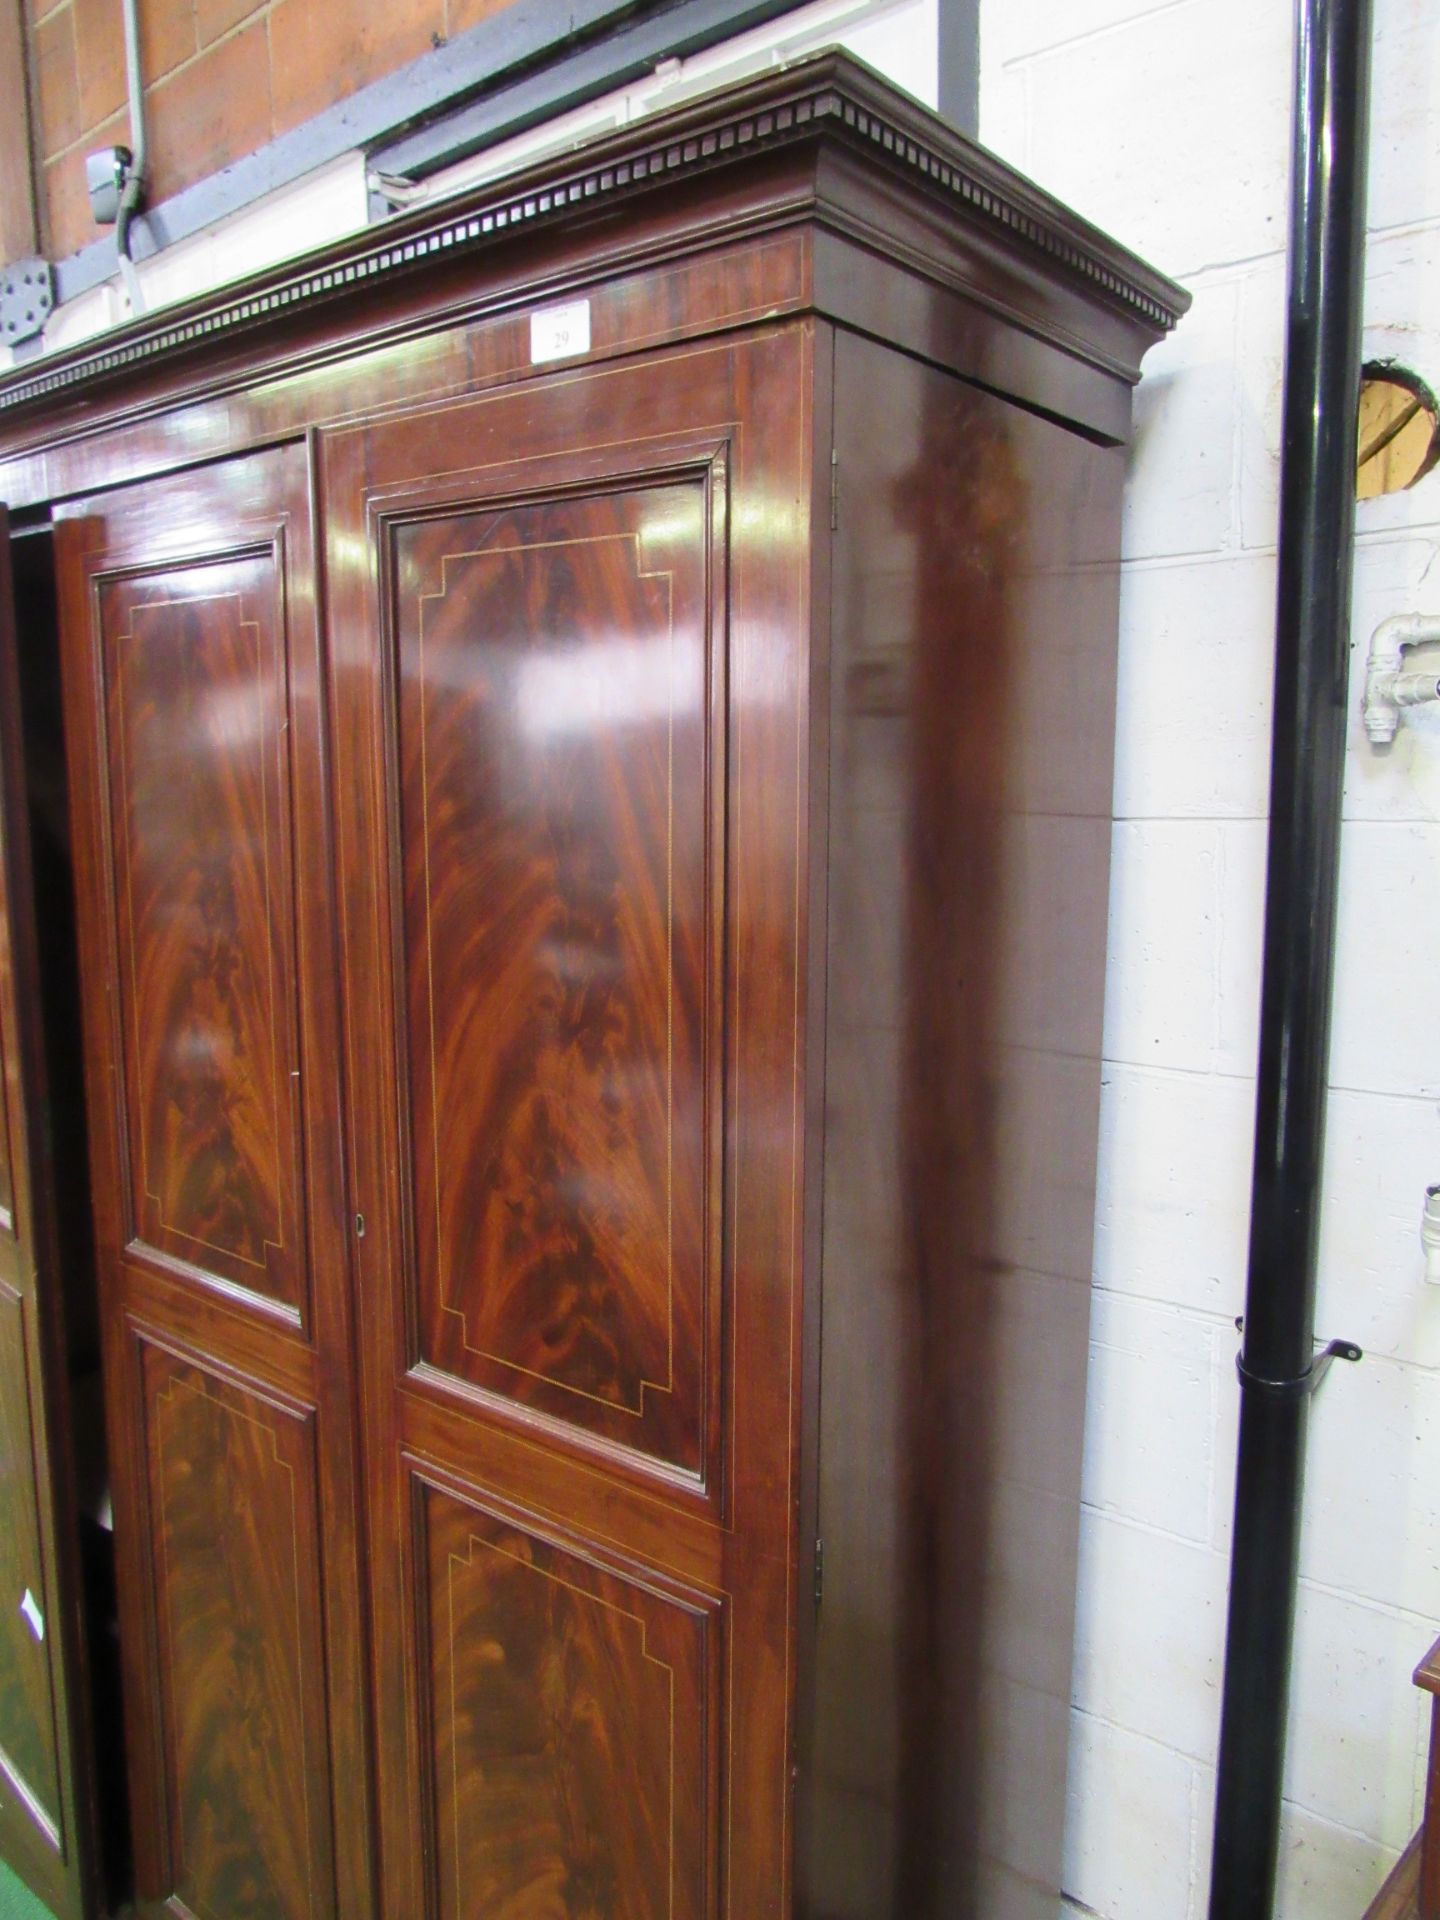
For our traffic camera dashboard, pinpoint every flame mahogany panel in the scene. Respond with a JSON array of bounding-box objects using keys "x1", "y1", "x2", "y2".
[
  {"x1": 0, "y1": 1281, "x2": 60, "y2": 1831},
  {"x1": 99, "y1": 556, "x2": 305, "y2": 1314},
  {"x1": 325, "y1": 328, "x2": 812, "y2": 1919},
  {"x1": 394, "y1": 479, "x2": 715, "y2": 1479},
  {"x1": 139, "y1": 1341, "x2": 337, "y2": 1920},
  {"x1": 56, "y1": 450, "x2": 374, "y2": 1919},
  {"x1": 419, "y1": 1476, "x2": 720, "y2": 1920}
]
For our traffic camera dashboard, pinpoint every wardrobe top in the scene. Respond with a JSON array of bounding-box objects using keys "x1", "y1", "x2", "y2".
[{"x1": 0, "y1": 48, "x2": 1189, "y2": 426}]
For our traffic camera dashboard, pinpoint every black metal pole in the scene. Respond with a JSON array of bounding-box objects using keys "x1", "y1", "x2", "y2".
[{"x1": 1207, "y1": 3, "x2": 1372, "y2": 1916}]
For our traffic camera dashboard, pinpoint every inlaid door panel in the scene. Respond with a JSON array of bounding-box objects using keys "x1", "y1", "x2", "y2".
[
  {"x1": 0, "y1": 511, "x2": 97, "y2": 1919},
  {"x1": 56, "y1": 453, "x2": 374, "y2": 1920},
  {"x1": 101, "y1": 554, "x2": 305, "y2": 1317},
  {"x1": 395, "y1": 478, "x2": 717, "y2": 1482},
  {"x1": 418, "y1": 1473, "x2": 721, "y2": 1920},
  {"x1": 326, "y1": 326, "x2": 818, "y2": 1919},
  {"x1": 139, "y1": 1339, "x2": 335, "y2": 1920}
]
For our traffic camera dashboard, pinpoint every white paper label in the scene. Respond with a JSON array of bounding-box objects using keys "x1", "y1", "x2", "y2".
[
  {"x1": 19, "y1": 1589, "x2": 43, "y2": 1642},
  {"x1": 530, "y1": 299, "x2": 591, "y2": 365}
]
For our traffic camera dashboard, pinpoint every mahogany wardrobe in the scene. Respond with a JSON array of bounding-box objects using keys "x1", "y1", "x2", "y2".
[{"x1": 0, "y1": 52, "x2": 1185, "y2": 1920}]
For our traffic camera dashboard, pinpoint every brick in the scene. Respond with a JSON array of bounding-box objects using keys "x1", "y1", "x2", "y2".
[
  {"x1": 195, "y1": 0, "x2": 262, "y2": 52},
  {"x1": 73, "y1": 0, "x2": 126, "y2": 133},
  {"x1": 41, "y1": 104, "x2": 126, "y2": 257},
  {"x1": 33, "y1": 3, "x2": 81, "y2": 158},
  {"x1": 145, "y1": 14, "x2": 269, "y2": 206},
  {"x1": 141, "y1": 0, "x2": 198, "y2": 82},
  {"x1": 446, "y1": 0, "x2": 514, "y2": 37},
  {"x1": 269, "y1": 0, "x2": 442, "y2": 139}
]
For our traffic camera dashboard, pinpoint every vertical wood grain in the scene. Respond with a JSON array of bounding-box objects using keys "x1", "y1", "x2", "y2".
[{"x1": 55, "y1": 451, "x2": 375, "y2": 1920}]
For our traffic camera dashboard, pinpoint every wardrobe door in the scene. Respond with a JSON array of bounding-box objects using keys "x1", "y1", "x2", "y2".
[
  {"x1": 0, "y1": 513, "x2": 98, "y2": 1920},
  {"x1": 324, "y1": 324, "x2": 819, "y2": 1918},
  {"x1": 55, "y1": 451, "x2": 373, "y2": 1920}
]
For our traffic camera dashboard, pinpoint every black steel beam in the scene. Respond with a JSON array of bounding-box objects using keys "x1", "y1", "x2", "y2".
[
  {"x1": 936, "y1": 0, "x2": 979, "y2": 138},
  {"x1": 53, "y1": 0, "x2": 805, "y2": 307},
  {"x1": 1207, "y1": 2, "x2": 1373, "y2": 1915},
  {"x1": 372, "y1": 0, "x2": 808, "y2": 181}
]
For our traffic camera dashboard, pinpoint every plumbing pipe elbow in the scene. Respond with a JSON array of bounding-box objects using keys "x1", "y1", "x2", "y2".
[{"x1": 1363, "y1": 612, "x2": 1440, "y2": 743}]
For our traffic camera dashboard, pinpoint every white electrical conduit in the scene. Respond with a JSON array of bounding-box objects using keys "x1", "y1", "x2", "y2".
[{"x1": 116, "y1": 0, "x2": 146, "y2": 314}]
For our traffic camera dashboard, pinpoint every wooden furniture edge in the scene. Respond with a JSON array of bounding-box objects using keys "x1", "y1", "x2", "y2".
[{"x1": 0, "y1": 49, "x2": 1188, "y2": 426}]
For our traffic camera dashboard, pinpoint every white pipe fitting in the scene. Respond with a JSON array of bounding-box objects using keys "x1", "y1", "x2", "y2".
[
  {"x1": 1423, "y1": 1184, "x2": 1440, "y2": 1286},
  {"x1": 1364, "y1": 613, "x2": 1440, "y2": 744}
]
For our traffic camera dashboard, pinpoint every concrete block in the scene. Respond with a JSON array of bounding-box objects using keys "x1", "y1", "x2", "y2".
[
  {"x1": 1071, "y1": 1510, "x2": 1227, "y2": 1763},
  {"x1": 983, "y1": 0, "x2": 1194, "y2": 71},
  {"x1": 1212, "y1": 819, "x2": 1267, "y2": 1080},
  {"x1": 1122, "y1": 275, "x2": 1242, "y2": 562},
  {"x1": 1083, "y1": 1291, "x2": 1217, "y2": 1543},
  {"x1": 1093, "y1": 1062, "x2": 1253, "y2": 1318},
  {"x1": 1369, "y1": 0, "x2": 1440, "y2": 237},
  {"x1": 1330, "y1": 823, "x2": 1440, "y2": 1097},
  {"x1": 1285, "y1": 1583, "x2": 1431, "y2": 1848},
  {"x1": 1300, "y1": 1352, "x2": 1440, "y2": 1624},
  {"x1": 1112, "y1": 552, "x2": 1276, "y2": 820},
  {"x1": 1062, "y1": 1711, "x2": 1197, "y2": 1920},
  {"x1": 1102, "y1": 822, "x2": 1222, "y2": 1072},
  {"x1": 1315, "y1": 1086, "x2": 1440, "y2": 1365},
  {"x1": 1016, "y1": 0, "x2": 1292, "y2": 276},
  {"x1": 1275, "y1": 1801, "x2": 1403, "y2": 1920}
]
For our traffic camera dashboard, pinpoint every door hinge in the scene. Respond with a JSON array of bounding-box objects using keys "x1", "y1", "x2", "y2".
[
  {"x1": 829, "y1": 448, "x2": 839, "y2": 531},
  {"x1": 813, "y1": 1537, "x2": 824, "y2": 1609}
]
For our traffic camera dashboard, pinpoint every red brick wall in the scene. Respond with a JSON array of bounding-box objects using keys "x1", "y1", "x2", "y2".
[{"x1": 27, "y1": 0, "x2": 515, "y2": 261}]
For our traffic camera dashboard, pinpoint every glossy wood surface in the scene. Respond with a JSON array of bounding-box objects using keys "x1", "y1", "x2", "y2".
[
  {"x1": 16, "y1": 62, "x2": 1177, "y2": 1915},
  {"x1": 420, "y1": 1475, "x2": 720, "y2": 1920},
  {"x1": 55, "y1": 452, "x2": 373, "y2": 1920},
  {"x1": 99, "y1": 554, "x2": 305, "y2": 1314},
  {"x1": 0, "y1": 513, "x2": 98, "y2": 1920},
  {"x1": 324, "y1": 327, "x2": 814, "y2": 1918},
  {"x1": 797, "y1": 331, "x2": 1126, "y2": 1920},
  {"x1": 395, "y1": 479, "x2": 716, "y2": 1479},
  {"x1": 140, "y1": 1344, "x2": 334, "y2": 1920}
]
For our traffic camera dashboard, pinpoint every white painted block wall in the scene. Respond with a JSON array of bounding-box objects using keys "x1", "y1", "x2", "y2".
[{"x1": 978, "y1": 3, "x2": 1440, "y2": 1915}]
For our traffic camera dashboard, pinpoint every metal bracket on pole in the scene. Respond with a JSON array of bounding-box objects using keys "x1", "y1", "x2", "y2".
[{"x1": 1234, "y1": 1319, "x2": 1363, "y2": 1400}]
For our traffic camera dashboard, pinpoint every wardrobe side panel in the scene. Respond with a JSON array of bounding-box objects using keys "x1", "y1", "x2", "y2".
[{"x1": 802, "y1": 333, "x2": 1129, "y2": 1920}]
